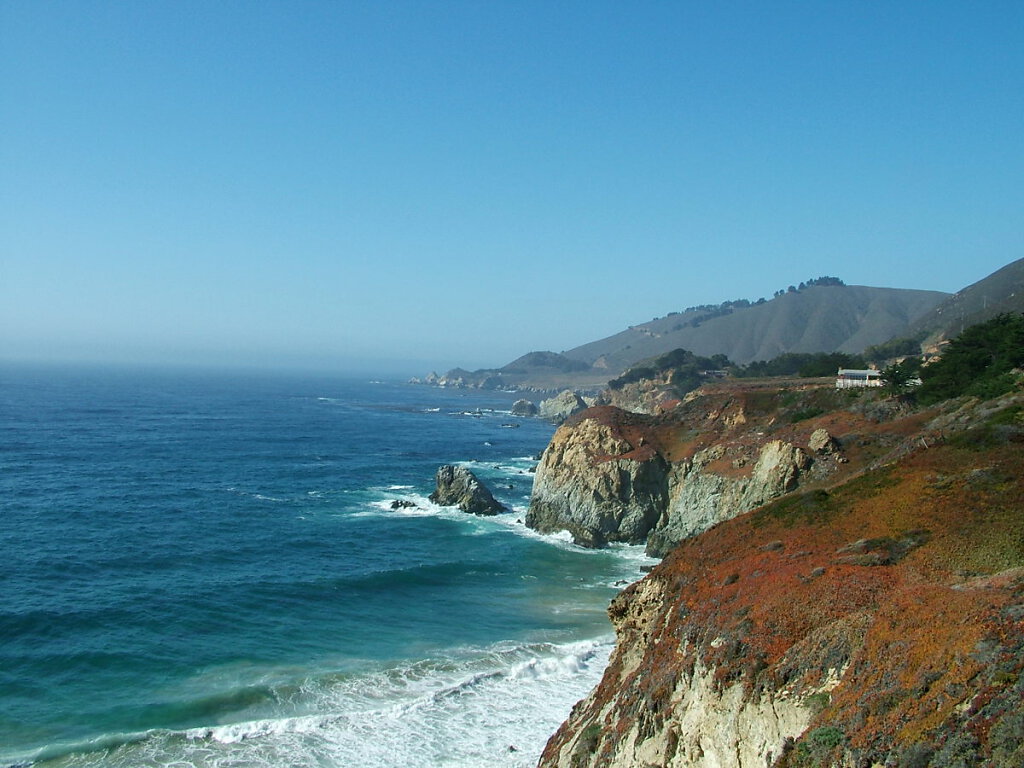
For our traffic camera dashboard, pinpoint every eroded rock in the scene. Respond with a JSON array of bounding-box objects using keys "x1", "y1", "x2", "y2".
[
  {"x1": 538, "y1": 390, "x2": 589, "y2": 423},
  {"x1": 511, "y1": 398, "x2": 539, "y2": 417},
  {"x1": 525, "y1": 410, "x2": 668, "y2": 546},
  {"x1": 429, "y1": 465, "x2": 504, "y2": 516},
  {"x1": 809, "y1": 427, "x2": 839, "y2": 454}
]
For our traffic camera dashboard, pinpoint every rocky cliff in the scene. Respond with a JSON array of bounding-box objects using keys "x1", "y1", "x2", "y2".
[
  {"x1": 537, "y1": 391, "x2": 1024, "y2": 767},
  {"x1": 527, "y1": 381, "x2": 865, "y2": 556},
  {"x1": 525, "y1": 408, "x2": 669, "y2": 546},
  {"x1": 538, "y1": 390, "x2": 591, "y2": 423}
]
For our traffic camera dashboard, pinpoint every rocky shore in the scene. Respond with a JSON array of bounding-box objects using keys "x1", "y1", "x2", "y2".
[
  {"x1": 529, "y1": 380, "x2": 1024, "y2": 767},
  {"x1": 524, "y1": 383, "x2": 853, "y2": 556}
]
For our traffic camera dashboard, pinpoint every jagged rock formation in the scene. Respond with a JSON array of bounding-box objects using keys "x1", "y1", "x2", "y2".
[
  {"x1": 526, "y1": 385, "x2": 838, "y2": 555},
  {"x1": 538, "y1": 390, "x2": 589, "y2": 423},
  {"x1": 525, "y1": 408, "x2": 668, "y2": 546},
  {"x1": 807, "y1": 427, "x2": 839, "y2": 454},
  {"x1": 646, "y1": 438, "x2": 811, "y2": 557},
  {"x1": 538, "y1": 391, "x2": 1024, "y2": 768},
  {"x1": 428, "y1": 465, "x2": 504, "y2": 516},
  {"x1": 511, "y1": 398, "x2": 539, "y2": 417}
]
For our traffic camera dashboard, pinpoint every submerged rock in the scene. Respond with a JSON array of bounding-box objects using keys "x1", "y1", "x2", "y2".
[{"x1": 429, "y1": 465, "x2": 505, "y2": 516}]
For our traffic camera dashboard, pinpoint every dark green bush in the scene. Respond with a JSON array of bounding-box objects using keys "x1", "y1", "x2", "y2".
[{"x1": 917, "y1": 313, "x2": 1024, "y2": 405}]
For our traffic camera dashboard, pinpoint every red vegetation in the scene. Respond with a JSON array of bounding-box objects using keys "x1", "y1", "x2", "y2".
[{"x1": 541, "y1": 391, "x2": 1024, "y2": 767}]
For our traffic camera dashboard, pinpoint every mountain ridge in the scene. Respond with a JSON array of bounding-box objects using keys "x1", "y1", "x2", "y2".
[
  {"x1": 562, "y1": 284, "x2": 946, "y2": 370},
  {"x1": 417, "y1": 258, "x2": 1021, "y2": 393},
  {"x1": 909, "y1": 256, "x2": 1024, "y2": 348}
]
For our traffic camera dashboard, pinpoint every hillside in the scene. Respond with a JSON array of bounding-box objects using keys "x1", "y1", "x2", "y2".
[
  {"x1": 909, "y1": 256, "x2": 1024, "y2": 349},
  {"x1": 418, "y1": 283, "x2": 948, "y2": 392},
  {"x1": 417, "y1": 260, "x2": 1024, "y2": 393},
  {"x1": 532, "y1": 383, "x2": 1024, "y2": 767},
  {"x1": 563, "y1": 284, "x2": 946, "y2": 371}
]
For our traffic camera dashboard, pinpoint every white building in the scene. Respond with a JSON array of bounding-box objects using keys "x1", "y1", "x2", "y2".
[{"x1": 835, "y1": 368, "x2": 882, "y2": 388}]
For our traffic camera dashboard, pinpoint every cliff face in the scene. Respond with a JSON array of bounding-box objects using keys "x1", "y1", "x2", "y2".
[
  {"x1": 538, "y1": 392, "x2": 1024, "y2": 768},
  {"x1": 648, "y1": 438, "x2": 811, "y2": 556},
  {"x1": 527, "y1": 382, "x2": 860, "y2": 555},
  {"x1": 525, "y1": 408, "x2": 668, "y2": 546}
]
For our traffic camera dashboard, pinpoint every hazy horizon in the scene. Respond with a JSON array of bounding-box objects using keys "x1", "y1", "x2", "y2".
[{"x1": 3, "y1": 2, "x2": 1021, "y2": 373}]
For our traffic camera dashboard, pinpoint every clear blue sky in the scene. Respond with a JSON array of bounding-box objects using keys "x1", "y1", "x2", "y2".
[{"x1": 2, "y1": 1, "x2": 1021, "y2": 374}]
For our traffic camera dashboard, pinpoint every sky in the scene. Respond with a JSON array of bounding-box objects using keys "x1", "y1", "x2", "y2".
[{"x1": 2, "y1": 1, "x2": 1022, "y2": 375}]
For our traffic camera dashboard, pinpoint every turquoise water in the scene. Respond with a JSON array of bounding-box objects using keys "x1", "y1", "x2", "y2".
[{"x1": 0, "y1": 365, "x2": 651, "y2": 767}]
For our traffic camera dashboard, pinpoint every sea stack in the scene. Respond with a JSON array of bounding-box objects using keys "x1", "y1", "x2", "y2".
[{"x1": 429, "y1": 465, "x2": 505, "y2": 516}]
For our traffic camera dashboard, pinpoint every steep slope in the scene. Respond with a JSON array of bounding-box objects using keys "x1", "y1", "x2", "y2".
[
  {"x1": 909, "y1": 256, "x2": 1024, "y2": 347},
  {"x1": 526, "y1": 378, "x2": 926, "y2": 556},
  {"x1": 564, "y1": 285, "x2": 947, "y2": 371},
  {"x1": 537, "y1": 392, "x2": 1024, "y2": 768}
]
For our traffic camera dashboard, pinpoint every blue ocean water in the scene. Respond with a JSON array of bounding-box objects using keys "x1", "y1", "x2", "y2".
[{"x1": 0, "y1": 365, "x2": 652, "y2": 767}]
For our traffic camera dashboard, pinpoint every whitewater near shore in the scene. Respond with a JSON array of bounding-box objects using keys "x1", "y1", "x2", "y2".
[{"x1": 0, "y1": 365, "x2": 654, "y2": 768}]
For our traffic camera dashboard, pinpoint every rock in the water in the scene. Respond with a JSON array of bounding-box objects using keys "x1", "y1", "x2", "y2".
[
  {"x1": 429, "y1": 465, "x2": 505, "y2": 516},
  {"x1": 538, "y1": 390, "x2": 588, "y2": 423},
  {"x1": 511, "y1": 398, "x2": 539, "y2": 417}
]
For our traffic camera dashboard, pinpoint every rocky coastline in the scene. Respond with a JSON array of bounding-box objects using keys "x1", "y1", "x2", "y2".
[
  {"x1": 428, "y1": 464, "x2": 505, "y2": 516},
  {"x1": 528, "y1": 380, "x2": 1024, "y2": 767},
  {"x1": 523, "y1": 383, "x2": 849, "y2": 557}
]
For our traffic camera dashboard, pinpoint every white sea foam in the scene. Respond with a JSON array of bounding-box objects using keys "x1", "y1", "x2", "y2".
[
  {"x1": 364, "y1": 463, "x2": 657, "y2": 583},
  {"x1": 35, "y1": 638, "x2": 614, "y2": 768}
]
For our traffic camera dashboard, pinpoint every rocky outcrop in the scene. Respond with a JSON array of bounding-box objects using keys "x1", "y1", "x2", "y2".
[
  {"x1": 525, "y1": 409, "x2": 668, "y2": 546},
  {"x1": 538, "y1": 390, "x2": 589, "y2": 423},
  {"x1": 808, "y1": 427, "x2": 839, "y2": 454},
  {"x1": 647, "y1": 439, "x2": 811, "y2": 556},
  {"x1": 537, "y1": 553, "x2": 851, "y2": 768},
  {"x1": 538, "y1": 392, "x2": 1024, "y2": 768},
  {"x1": 428, "y1": 465, "x2": 504, "y2": 515},
  {"x1": 536, "y1": 393, "x2": 1024, "y2": 768},
  {"x1": 511, "y1": 398, "x2": 539, "y2": 417},
  {"x1": 525, "y1": 400, "x2": 814, "y2": 556}
]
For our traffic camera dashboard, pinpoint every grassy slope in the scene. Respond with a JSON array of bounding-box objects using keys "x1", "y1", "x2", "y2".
[{"x1": 910, "y1": 257, "x2": 1024, "y2": 347}]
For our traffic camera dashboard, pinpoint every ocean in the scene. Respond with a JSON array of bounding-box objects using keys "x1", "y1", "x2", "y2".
[{"x1": 0, "y1": 364, "x2": 652, "y2": 768}]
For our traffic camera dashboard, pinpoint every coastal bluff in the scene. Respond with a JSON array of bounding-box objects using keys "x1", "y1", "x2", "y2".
[
  {"x1": 525, "y1": 384, "x2": 832, "y2": 557},
  {"x1": 533, "y1": 386, "x2": 1024, "y2": 767}
]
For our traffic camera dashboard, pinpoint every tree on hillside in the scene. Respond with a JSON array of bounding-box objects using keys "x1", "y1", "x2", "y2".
[
  {"x1": 863, "y1": 335, "x2": 926, "y2": 365},
  {"x1": 880, "y1": 359, "x2": 921, "y2": 396},
  {"x1": 916, "y1": 313, "x2": 1024, "y2": 404}
]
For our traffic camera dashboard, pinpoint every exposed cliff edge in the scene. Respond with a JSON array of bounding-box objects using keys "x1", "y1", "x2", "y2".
[
  {"x1": 538, "y1": 391, "x2": 1024, "y2": 767},
  {"x1": 525, "y1": 408, "x2": 669, "y2": 546},
  {"x1": 526, "y1": 380, "x2": 867, "y2": 556},
  {"x1": 538, "y1": 390, "x2": 591, "y2": 424}
]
